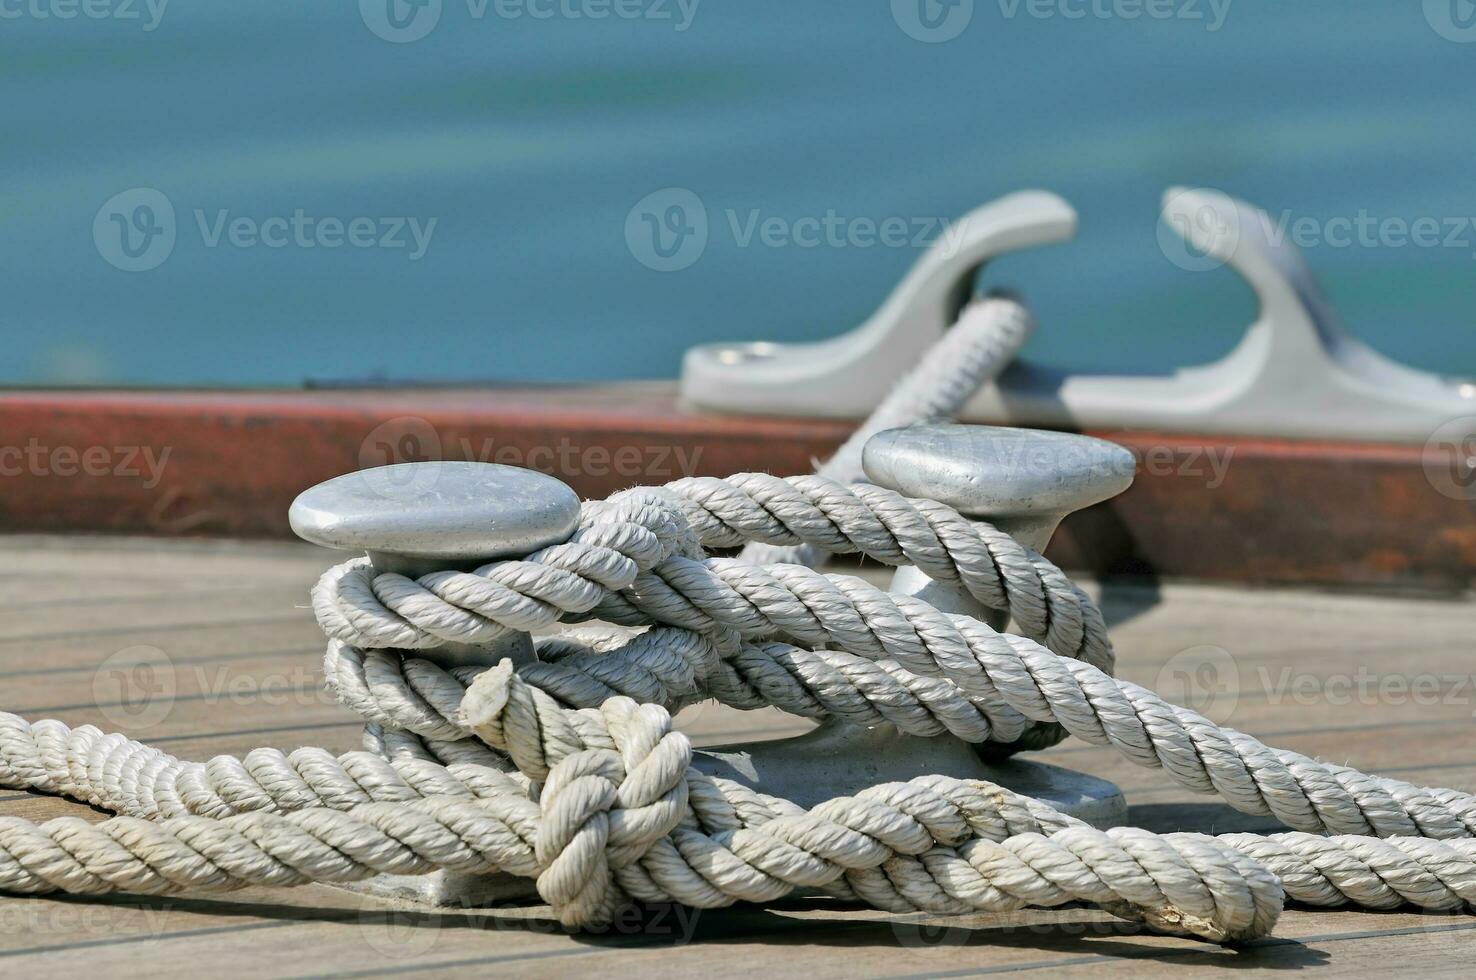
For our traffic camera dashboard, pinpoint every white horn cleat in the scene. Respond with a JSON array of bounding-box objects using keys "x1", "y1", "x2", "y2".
[{"x1": 681, "y1": 188, "x2": 1476, "y2": 443}]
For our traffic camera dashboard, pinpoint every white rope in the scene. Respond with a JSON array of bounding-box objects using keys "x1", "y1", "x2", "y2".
[
  {"x1": 740, "y1": 294, "x2": 1034, "y2": 568},
  {"x1": 5, "y1": 441, "x2": 1476, "y2": 945}
]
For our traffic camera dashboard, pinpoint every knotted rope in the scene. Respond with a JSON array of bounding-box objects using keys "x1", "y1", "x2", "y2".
[{"x1": 4, "y1": 473, "x2": 1476, "y2": 945}]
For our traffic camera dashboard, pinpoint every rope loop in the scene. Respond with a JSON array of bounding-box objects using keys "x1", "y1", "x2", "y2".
[{"x1": 6, "y1": 414, "x2": 1476, "y2": 945}]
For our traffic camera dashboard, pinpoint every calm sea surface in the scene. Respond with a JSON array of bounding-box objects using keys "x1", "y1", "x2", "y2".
[{"x1": 4, "y1": 1, "x2": 1475, "y2": 388}]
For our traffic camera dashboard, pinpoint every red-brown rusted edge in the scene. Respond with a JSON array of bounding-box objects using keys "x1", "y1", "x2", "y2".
[{"x1": 1, "y1": 384, "x2": 1472, "y2": 593}]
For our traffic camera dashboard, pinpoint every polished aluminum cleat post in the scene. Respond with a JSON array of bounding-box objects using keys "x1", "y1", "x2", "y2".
[
  {"x1": 289, "y1": 460, "x2": 581, "y2": 670},
  {"x1": 693, "y1": 424, "x2": 1136, "y2": 827},
  {"x1": 865, "y1": 424, "x2": 1136, "y2": 622},
  {"x1": 290, "y1": 460, "x2": 581, "y2": 905}
]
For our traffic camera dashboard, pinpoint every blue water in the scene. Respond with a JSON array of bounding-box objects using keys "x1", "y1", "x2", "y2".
[{"x1": 3, "y1": 1, "x2": 1475, "y2": 386}]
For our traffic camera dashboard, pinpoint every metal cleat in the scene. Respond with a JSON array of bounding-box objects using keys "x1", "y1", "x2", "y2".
[
  {"x1": 290, "y1": 440, "x2": 1134, "y2": 909},
  {"x1": 680, "y1": 189, "x2": 1076, "y2": 419},
  {"x1": 865, "y1": 423, "x2": 1135, "y2": 619},
  {"x1": 291, "y1": 461, "x2": 582, "y2": 906},
  {"x1": 691, "y1": 424, "x2": 1133, "y2": 828},
  {"x1": 289, "y1": 461, "x2": 581, "y2": 670},
  {"x1": 681, "y1": 188, "x2": 1476, "y2": 443}
]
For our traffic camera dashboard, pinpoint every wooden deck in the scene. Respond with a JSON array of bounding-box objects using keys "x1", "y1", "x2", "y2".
[{"x1": 3, "y1": 533, "x2": 1475, "y2": 977}]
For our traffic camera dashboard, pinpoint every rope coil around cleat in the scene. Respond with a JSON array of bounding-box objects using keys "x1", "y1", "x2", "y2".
[{"x1": 3, "y1": 472, "x2": 1476, "y2": 945}]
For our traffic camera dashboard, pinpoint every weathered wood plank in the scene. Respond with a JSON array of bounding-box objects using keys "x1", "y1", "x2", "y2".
[{"x1": 2, "y1": 535, "x2": 1475, "y2": 976}]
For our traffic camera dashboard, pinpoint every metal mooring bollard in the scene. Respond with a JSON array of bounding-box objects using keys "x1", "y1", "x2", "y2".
[
  {"x1": 289, "y1": 460, "x2": 582, "y2": 670},
  {"x1": 290, "y1": 460, "x2": 581, "y2": 905},
  {"x1": 290, "y1": 440, "x2": 1133, "y2": 909},
  {"x1": 693, "y1": 423, "x2": 1135, "y2": 827},
  {"x1": 863, "y1": 423, "x2": 1136, "y2": 623}
]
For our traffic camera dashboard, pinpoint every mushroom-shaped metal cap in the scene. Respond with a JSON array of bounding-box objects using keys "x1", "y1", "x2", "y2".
[
  {"x1": 862, "y1": 424, "x2": 1135, "y2": 549},
  {"x1": 289, "y1": 462, "x2": 581, "y2": 576}
]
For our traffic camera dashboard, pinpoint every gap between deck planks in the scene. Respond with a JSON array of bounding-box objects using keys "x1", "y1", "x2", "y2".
[{"x1": 2, "y1": 534, "x2": 1475, "y2": 978}]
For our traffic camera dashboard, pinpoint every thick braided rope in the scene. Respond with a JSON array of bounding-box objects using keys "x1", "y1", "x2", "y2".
[
  {"x1": 738, "y1": 296, "x2": 1035, "y2": 568},
  {"x1": 321, "y1": 630, "x2": 1016, "y2": 747},
  {"x1": 0, "y1": 622, "x2": 1007, "y2": 827},
  {"x1": 207, "y1": 600, "x2": 1476, "y2": 842},
  {"x1": 313, "y1": 491, "x2": 700, "y2": 651},
  {"x1": 0, "y1": 796, "x2": 544, "y2": 896},
  {"x1": 307, "y1": 632, "x2": 1476, "y2": 892},
  {"x1": 309, "y1": 483, "x2": 1094, "y2": 753},
  {"x1": 664, "y1": 475, "x2": 1109, "y2": 675},
  {"x1": 5, "y1": 476, "x2": 1476, "y2": 942},
  {"x1": 458, "y1": 664, "x2": 1280, "y2": 940},
  {"x1": 612, "y1": 562, "x2": 1476, "y2": 839},
  {"x1": 0, "y1": 780, "x2": 1275, "y2": 942},
  {"x1": 9, "y1": 708, "x2": 1475, "y2": 929},
  {"x1": 0, "y1": 709, "x2": 528, "y2": 822},
  {"x1": 311, "y1": 487, "x2": 1106, "y2": 753},
  {"x1": 313, "y1": 478, "x2": 1112, "y2": 677},
  {"x1": 0, "y1": 680, "x2": 1280, "y2": 941},
  {"x1": 539, "y1": 555, "x2": 1476, "y2": 840}
]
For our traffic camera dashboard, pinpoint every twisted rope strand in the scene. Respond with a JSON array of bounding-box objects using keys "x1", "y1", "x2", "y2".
[
  {"x1": 4, "y1": 469, "x2": 1476, "y2": 945},
  {"x1": 737, "y1": 296, "x2": 1035, "y2": 568},
  {"x1": 314, "y1": 477, "x2": 1112, "y2": 677},
  {"x1": 9, "y1": 709, "x2": 1474, "y2": 930}
]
